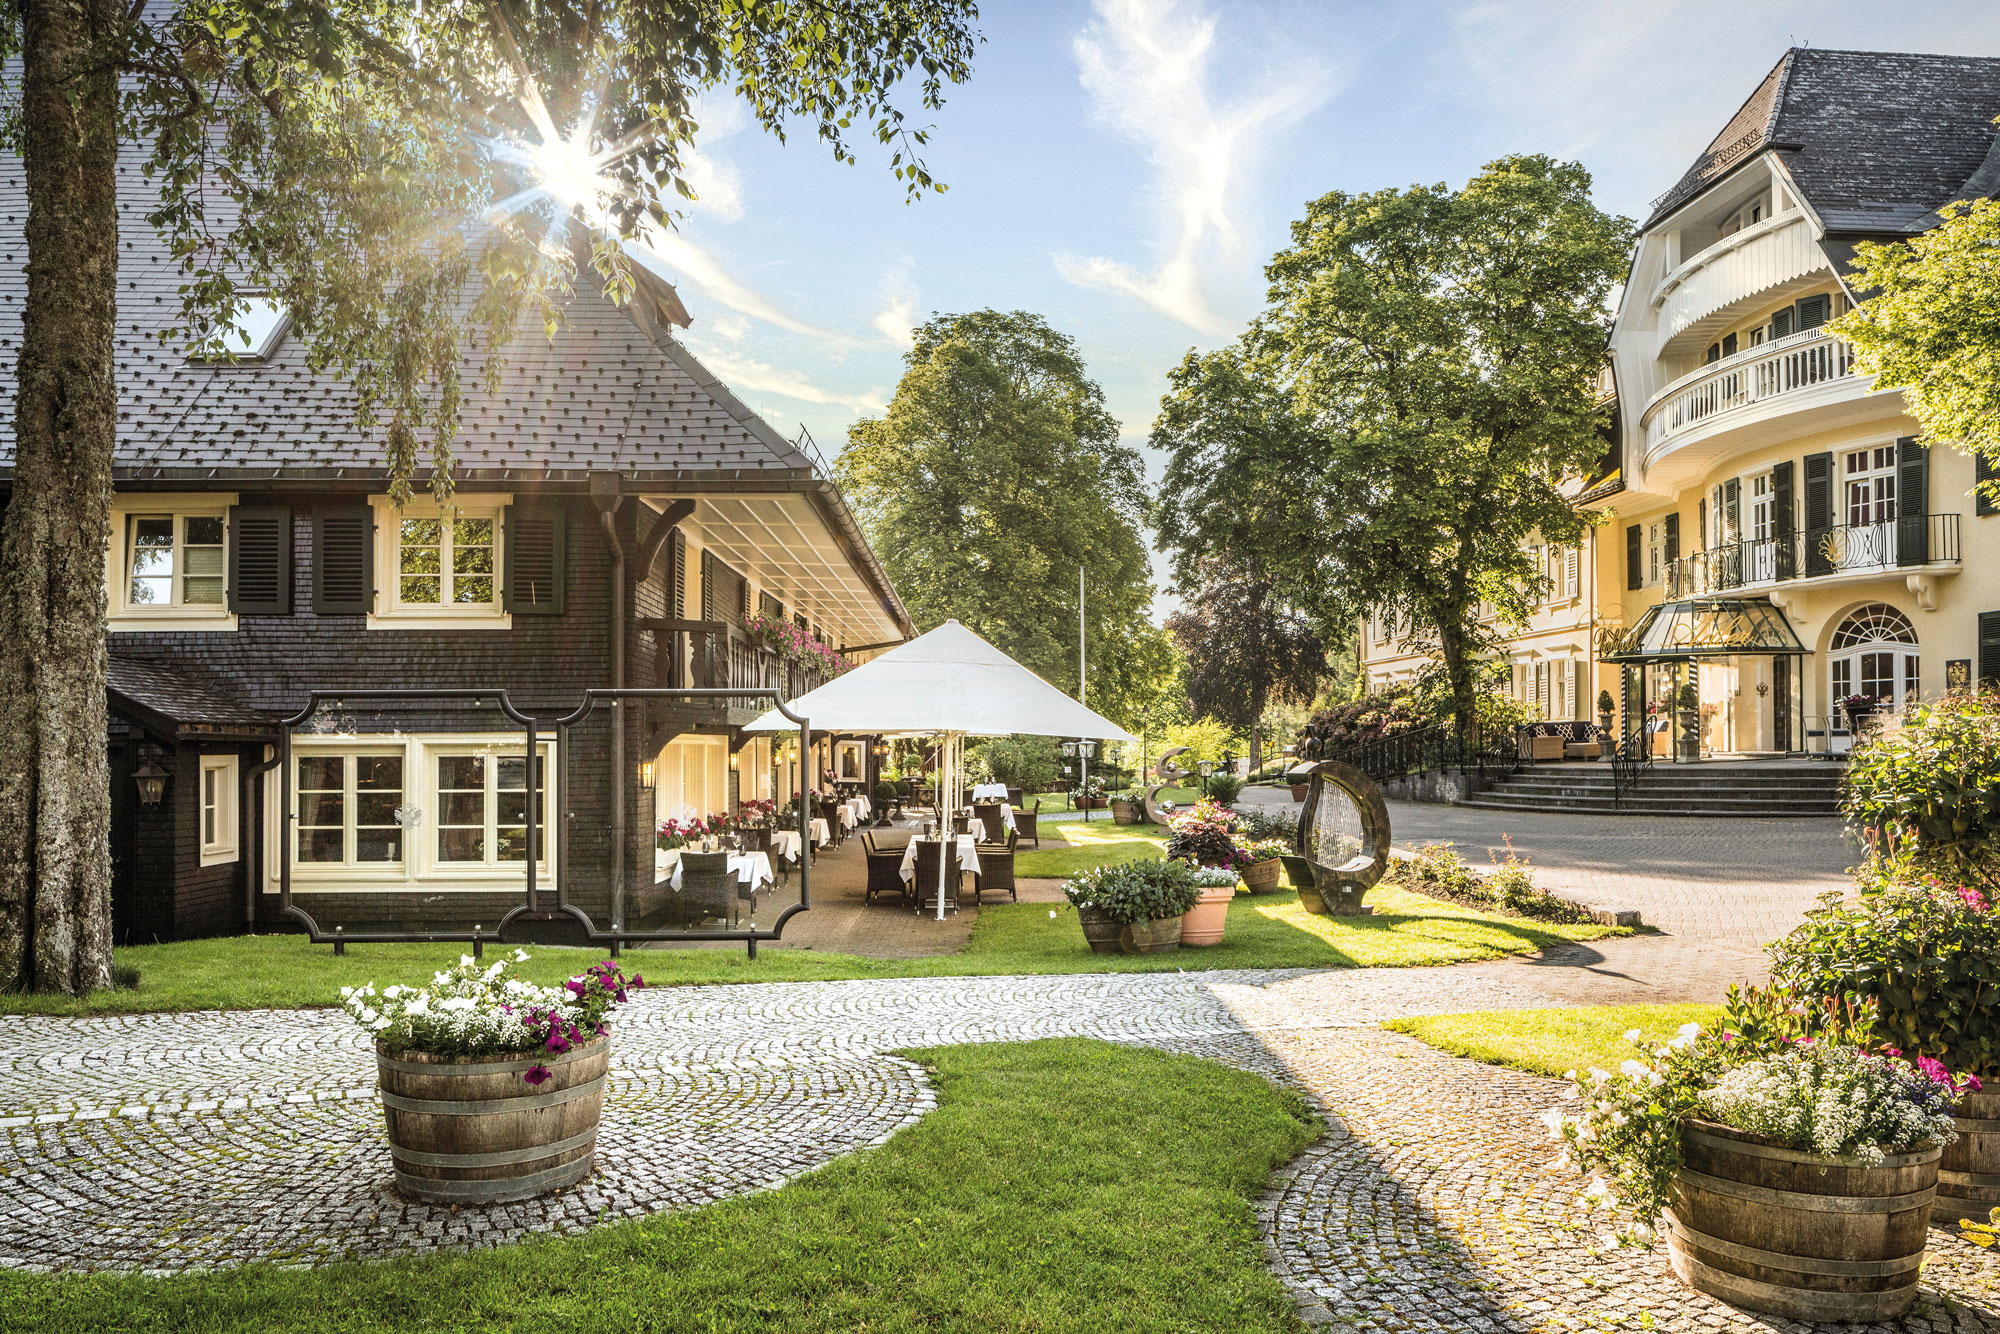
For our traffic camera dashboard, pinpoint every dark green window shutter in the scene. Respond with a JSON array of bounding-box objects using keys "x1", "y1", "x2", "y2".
[
  {"x1": 1772, "y1": 460, "x2": 1795, "y2": 579},
  {"x1": 758, "y1": 591, "x2": 782, "y2": 621},
  {"x1": 227, "y1": 504, "x2": 291, "y2": 614},
  {"x1": 1624, "y1": 525, "x2": 1641, "y2": 590},
  {"x1": 1721, "y1": 332, "x2": 1737, "y2": 357},
  {"x1": 700, "y1": 549, "x2": 715, "y2": 621},
  {"x1": 1770, "y1": 306, "x2": 1795, "y2": 339},
  {"x1": 503, "y1": 505, "x2": 566, "y2": 614},
  {"x1": 1803, "y1": 451, "x2": 1834, "y2": 576},
  {"x1": 739, "y1": 574, "x2": 751, "y2": 623},
  {"x1": 1981, "y1": 612, "x2": 2000, "y2": 688},
  {"x1": 1897, "y1": 437, "x2": 1928, "y2": 567},
  {"x1": 1795, "y1": 293, "x2": 1831, "y2": 331},
  {"x1": 670, "y1": 531, "x2": 686, "y2": 618},
  {"x1": 312, "y1": 507, "x2": 373, "y2": 614},
  {"x1": 1977, "y1": 452, "x2": 1999, "y2": 517},
  {"x1": 1696, "y1": 497, "x2": 1706, "y2": 550},
  {"x1": 1664, "y1": 513, "x2": 1679, "y2": 563}
]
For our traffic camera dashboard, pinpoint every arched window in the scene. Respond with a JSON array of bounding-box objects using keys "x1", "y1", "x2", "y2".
[{"x1": 1829, "y1": 603, "x2": 1919, "y2": 712}]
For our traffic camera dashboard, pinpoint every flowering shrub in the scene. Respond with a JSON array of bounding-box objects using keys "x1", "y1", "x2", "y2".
[
  {"x1": 1844, "y1": 692, "x2": 2000, "y2": 884},
  {"x1": 735, "y1": 798, "x2": 777, "y2": 829},
  {"x1": 657, "y1": 814, "x2": 734, "y2": 849},
  {"x1": 744, "y1": 612, "x2": 852, "y2": 677},
  {"x1": 1240, "y1": 838, "x2": 1288, "y2": 865},
  {"x1": 1768, "y1": 875, "x2": 2000, "y2": 1078},
  {"x1": 342, "y1": 953, "x2": 644, "y2": 1085},
  {"x1": 1065, "y1": 858, "x2": 1201, "y2": 923},
  {"x1": 1164, "y1": 798, "x2": 1248, "y2": 870},
  {"x1": 1701, "y1": 1043, "x2": 1958, "y2": 1163}
]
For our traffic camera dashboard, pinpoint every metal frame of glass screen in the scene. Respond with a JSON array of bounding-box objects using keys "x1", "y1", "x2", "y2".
[{"x1": 278, "y1": 687, "x2": 812, "y2": 957}]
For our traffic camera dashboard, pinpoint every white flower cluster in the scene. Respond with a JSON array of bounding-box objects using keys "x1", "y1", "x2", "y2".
[
  {"x1": 342, "y1": 950, "x2": 576, "y2": 1058},
  {"x1": 1187, "y1": 867, "x2": 1243, "y2": 888},
  {"x1": 1701, "y1": 1043, "x2": 1958, "y2": 1164}
]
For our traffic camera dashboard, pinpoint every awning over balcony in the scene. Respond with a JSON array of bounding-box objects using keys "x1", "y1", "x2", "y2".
[{"x1": 1599, "y1": 597, "x2": 1809, "y2": 662}]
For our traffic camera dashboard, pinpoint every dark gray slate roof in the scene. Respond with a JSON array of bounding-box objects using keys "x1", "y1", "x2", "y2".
[
  {"x1": 108, "y1": 656, "x2": 278, "y2": 739},
  {"x1": 0, "y1": 143, "x2": 818, "y2": 485},
  {"x1": 1646, "y1": 48, "x2": 2000, "y2": 231}
]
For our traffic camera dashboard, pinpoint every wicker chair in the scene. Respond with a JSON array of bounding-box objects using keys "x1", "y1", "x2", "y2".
[
  {"x1": 1013, "y1": 798, "x2": 1041, "y2": 847},
  {"x1": 818, "y1": 796, "x2": 845, "y2": 846},
  {"x1": 739, "y1": 826, "x2": 772, "y2": 855},
  {"x1": 861, "y1": 830, "x2": 909, "y2": 906},
  {"x1": 972, "y1": 801, "x2": 1007, "y2": 844},
  {"x1": 973, "y1": 827, "x2": 1018, "y2": 904},
  {"x1": 909, "y1": 838, "x2": 961, "y2": 916},
  {"x1": 1005, "y1": 786, "x2": 1024, "y2": 809},
  {"x1": 677, "y1": 851, "x2": 737, "y2": 927}
]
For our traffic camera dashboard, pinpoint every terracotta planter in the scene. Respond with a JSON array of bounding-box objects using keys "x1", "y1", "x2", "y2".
[
  {"x1": 1938, "y1": 1085, "x2": 2000, "y2": 1225},
  {"x1": 1077, "y1": 796, "x2": 1108, "y2": 810},
  {"x1": 1110, "y1": 800, "x2": 1140, "y2": 825},
  {"x1": 377, "y1": 1034, "x2": 609, "y2": 1205},
  {"x1": 1179, "y1": 885, "x2": 1235, "y2": 946},
  {"x1": 1288, "y1": 782, "x2": 1309, "y2": 802},
  {"x1": 1076, "y1": 905, "x2": 1182, "y2": 954},
  {"x1": 1240, "y1": 859, "x2": 1282, "y2": 894},
  {"x1": 1665, "y1": 1117, "x2": 1939, "y2": 1322}
]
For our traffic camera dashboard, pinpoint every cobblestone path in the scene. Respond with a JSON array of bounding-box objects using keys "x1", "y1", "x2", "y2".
[{"x1": 4, "y1": 969, "x2": 1995, "y2": 1333}]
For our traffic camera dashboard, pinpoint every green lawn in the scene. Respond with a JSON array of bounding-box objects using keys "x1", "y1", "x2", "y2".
[
  {"x1": 1016, "y1": 817, "x2": 1168, "y2": 878},
  {"x1": 1, "y1": 888, "x2": 1625, "y2": 1016},
  {"x1": 1386, "y1": 1004, "x2": 1728, "y2": 1078},
  {"x1": 0, "y1": 1040, "x2": 1320, "y2": 1334}
]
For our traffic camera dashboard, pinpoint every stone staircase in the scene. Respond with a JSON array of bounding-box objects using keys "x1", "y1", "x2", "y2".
[{"x1": 1458, "y1": 762, "x2": 1845, "y2": 817}]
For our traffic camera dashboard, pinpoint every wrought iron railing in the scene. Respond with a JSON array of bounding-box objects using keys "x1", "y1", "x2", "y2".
[
  {"x1": 1665, "y1": 513, "x2": 1960, "y2": 596},
  {"x1": 1610, "y1": 727, "x2": 1654, "y2": 808},
  {"x1": 1320, "y1": 719, "x2": 1523, "y2": 786}
]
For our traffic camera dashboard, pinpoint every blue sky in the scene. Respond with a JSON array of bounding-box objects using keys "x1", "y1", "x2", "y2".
[{"x1": 644, "y1": 0, "x2": 2000, "y2": 609}]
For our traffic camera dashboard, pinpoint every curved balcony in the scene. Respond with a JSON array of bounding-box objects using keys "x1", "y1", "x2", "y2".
[
  {"x1": 1639, "y1": 329, "x2": 1885, "y2": 479},
  {"x1": 1649, "y1": 209, "x2": 1821, "y2": 358},
  {"x1": 1664, "y1": 513, "x2": 1961, "y2": 599}
]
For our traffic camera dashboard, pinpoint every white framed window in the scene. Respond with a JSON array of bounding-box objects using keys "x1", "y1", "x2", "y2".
[
  {"x1": 200, "y1": 754, "x2": 240, "y2": 866},
  {"x1": 1844, "y1": 446, "x2": 1898, "y2": 529},
  {"x1": 368, "y1": 498, "x2": 511, "y2": 630},
  {"x1": 284, "y1": 735, "x2": 556, "y2": 888},
  {"x1": 105, "y1": 495, "x2": 238, "y2": 631}
]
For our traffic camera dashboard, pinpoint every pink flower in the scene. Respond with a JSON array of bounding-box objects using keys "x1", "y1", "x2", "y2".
[{"x1": 523, "y1": 1065, "x2": 552, "y2": 1086}]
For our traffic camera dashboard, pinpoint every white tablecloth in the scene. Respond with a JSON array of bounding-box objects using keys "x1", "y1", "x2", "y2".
[
  {"x1": 967, "y1": 804, "x2": 1016, "y2": 835},
  {"x1": 770, "y1": 830, "x2": 804, "y2": 864},
  {"x1": 837, "y1": 804, "x2": 856, "y2": 830},
  {"x1": 899, "y1": 834, "x2": 981, "y2": 884},
  {"x1": 811, "y1": 817, "x2": 831, "y2": 847},
  {"x1": 970, "y1": 783, "x2": 1010, "y2": 802},
  {"x1": 667, "y1": 851, "x2": 773, "y2": 892}
]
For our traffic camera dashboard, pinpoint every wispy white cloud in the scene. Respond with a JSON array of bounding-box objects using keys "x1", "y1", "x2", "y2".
[
  {"x1": 683, "y1": 340, "x2": 887, "y2": 417},
  {"x1": 630, "y1": 227, "x2": 839, "y2": 341},
  {"x1": 870, "y1": 265, "x2": 921, "y2": 350},
  {"x1": 678, "y1": 92, "x2": 749, "y2": 222},
  {"x1": 1057, "y1": 0, "x2": 1334, "y2": 334}
]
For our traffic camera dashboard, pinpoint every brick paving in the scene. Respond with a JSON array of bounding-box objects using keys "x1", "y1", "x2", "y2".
[{"x1": 3, "y1": 968, "x2": 1996, "y2": 1331}]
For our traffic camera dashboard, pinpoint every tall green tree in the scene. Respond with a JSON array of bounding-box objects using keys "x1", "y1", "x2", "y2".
[
  {"x1": 1153, "y1": 155, "x2": 1629, "y2": 729},
  {"x1": 0, "y1": 0, "x2": 978, "y2": 995},
  {"x1": 837, "y1": 310, "x2": 1161, "y2": 721},
  {"x1": 1832, "y1": 197, "x2": 2000, "y2": 472},
  {"x1": 1164, "y1": 556, "x2": 1326, "y2": 772}
]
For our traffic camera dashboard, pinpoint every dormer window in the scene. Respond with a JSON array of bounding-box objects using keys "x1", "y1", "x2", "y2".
[
  {"x1": 1717, "y1": 199, "x2": 1766, "y2": 238},
  {"x1": 189, "y1": 296, "x2": 289, "y2": 362}
]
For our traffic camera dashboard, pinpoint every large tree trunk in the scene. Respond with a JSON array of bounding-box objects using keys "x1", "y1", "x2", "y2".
[{"x1": 0, "y1": 0, "x2": 124, "y2": 994}]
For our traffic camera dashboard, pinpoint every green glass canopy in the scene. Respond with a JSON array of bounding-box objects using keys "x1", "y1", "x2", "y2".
[{"x1": 1599, "y1": 597, "x2": 1809, "y2": 662}]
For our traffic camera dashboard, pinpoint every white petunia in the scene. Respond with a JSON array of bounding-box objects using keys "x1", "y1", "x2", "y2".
[
  {"x1": 1677, "y1": 1022, "x2": 1702, "y2": 1040},
  {"x1": 1623, "y1": 1029, "x2": 1641, "y2": 1043}
]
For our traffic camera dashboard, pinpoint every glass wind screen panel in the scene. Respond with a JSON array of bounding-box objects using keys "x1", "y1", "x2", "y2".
[
  {"x1": 451, "y1": 519, "x2": 494, "y2": 604},
  {"x1": 494, "y1": 754, "x2": 546, "y2": 861},
  {"x1": 128, "y1": 516, "x2": 176, "y2": 605},
  {"x1": 181, "y1": 515, "x2": 225, "y2": 604},
  {"x1": 296, "y1": 756, "x2": 346, "y2": 862},
  {"x1": 399, "y1": 518, "x2": 444, "y2": 604},
  {"x1": 1309, "y1": 785, "x2": 1364, "y2": 867},
  {"x1": 354, "y1": 756, "x2": 404, "y2": 863},
  {"x1": 437, "y1": 755, "x2": 487, "y2": 862}
]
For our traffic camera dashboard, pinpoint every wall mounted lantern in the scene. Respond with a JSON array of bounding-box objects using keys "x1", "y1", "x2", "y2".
[{"x1": 134, "y1": 760, "x2": 170, "y2": 806}]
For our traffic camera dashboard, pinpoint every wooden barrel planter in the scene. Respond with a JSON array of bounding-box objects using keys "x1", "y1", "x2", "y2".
[
  {"x1": 377, "y1": 1034, "x2": 610, "y2": 1205},
  {"x1": 1937, "y1": 1086, "x2": 2000, "y2": 1225},
  {"x1": 1664, "y1": 1117, "x2": 1939, "y2": 1321},
  {"x1": 1110, "y1": 799, "x2": 1141, "y2": 825},
  {"x1": 1077, "y1": 906, "x2": 1182, "y2": 955},
  {"x1": 1240, "y1": 859, "x2": 1282, "y2": 894}
]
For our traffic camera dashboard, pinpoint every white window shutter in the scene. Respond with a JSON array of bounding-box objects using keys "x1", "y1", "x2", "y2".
[{"x1": 1565, "y1": 547, "x2": 1579, "y2": 599}]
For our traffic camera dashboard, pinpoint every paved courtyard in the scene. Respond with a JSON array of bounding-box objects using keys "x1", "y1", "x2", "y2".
[{"x1": 4, "y1": 969, "x2": 1995, "y2": 1330}]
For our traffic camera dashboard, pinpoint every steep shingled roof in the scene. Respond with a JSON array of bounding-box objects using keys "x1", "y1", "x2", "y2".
[
  {"x1": 1645, "y1": 48, "x2": 2000, "y2": 232},
  {"x1": 0, "y1": 139, "x2": 817, "y2": 485}
]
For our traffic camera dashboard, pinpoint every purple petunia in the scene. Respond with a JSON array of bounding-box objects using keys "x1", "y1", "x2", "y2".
[{"x1": 524, "y1": 1065, "x2": 552, "y2": 1086}]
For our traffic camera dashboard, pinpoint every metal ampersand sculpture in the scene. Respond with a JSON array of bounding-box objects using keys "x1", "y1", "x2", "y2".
[
  {"x1": 1143, "y1": 746, "x2": 1194, "y2": 824},
  {"x1": 1280, "y1": 760, "x2": 1391, "y2": 916}
]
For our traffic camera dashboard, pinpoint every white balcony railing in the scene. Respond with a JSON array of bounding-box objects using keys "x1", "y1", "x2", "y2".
[{"x1": 1641, "y1": 327, "x2": 1858, "y2": 456}]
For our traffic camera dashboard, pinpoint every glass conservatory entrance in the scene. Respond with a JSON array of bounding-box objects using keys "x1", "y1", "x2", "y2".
[{"x1": 1600, "y1": 597, "x2": 1810, "y2": 760}]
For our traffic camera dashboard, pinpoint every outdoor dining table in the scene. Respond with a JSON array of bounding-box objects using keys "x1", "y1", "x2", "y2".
[
  {"x1": 970, "y1": 782, "x2": 1009, "y2": 802},
  {"x1": 836, "y1": 804, "x2": 857, "y2": 830},
  {"x1": 811, "y1": 817, "x2": 832, "y2": 847},
  {"x1": 898, "y1": 833, "x2": 981, "y2": 884},
  {"x1": 770, "y1": 829, "x2": 804, "y2": 865},
  {"x1": 665, "y1": 850, "x2": 774, "y2": 893}
]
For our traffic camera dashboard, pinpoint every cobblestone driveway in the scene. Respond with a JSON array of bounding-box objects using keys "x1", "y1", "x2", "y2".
[{"x1": 4, "y1": 969, "x2": 1996, "y2": 1331}]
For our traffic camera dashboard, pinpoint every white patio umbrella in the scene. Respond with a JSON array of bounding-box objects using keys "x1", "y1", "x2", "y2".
[{"x1": 743, "y1": 620, "x2": 1134, "y2": 919}]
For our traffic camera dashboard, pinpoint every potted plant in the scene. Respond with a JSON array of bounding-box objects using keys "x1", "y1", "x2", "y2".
[
  {"x1": 1179, "y1": 867, "x2": 1240, "y2": 947},
  {"x1": 1064, "y1": 859, "x2": 1200, "y2": 954},
  {"x1": 1163, "y1": 798, "x2": 1245, "y2": 872},
  {"x1": 1674, "y1": 682, "x2": 1701, "y2": 760},
  {"x1": 871, "y1": 781, "x2": 898, "y2": 823},
  {"x1": 1549, "y1": 992, "x2": 1967, "y2": 1321},
  {"x1": 1288, "y1": 770, "x2": 1311, "y2": 802},
  {"x1": 1239, "y1": 838, "x2": 1286, "y2": 894},
  {"x1": 1596, "y1": 689, "x2": 1618, "y2": 758},
  {"x1": 1073, "y1": 776, "x2": 1108, "y2": 810},
  {"x1": 1108, "y1": 789, "x2": 1142, "y2": 824},
  {"x1": 344, "y1": 952, "x2": 644, "y2": 1204},
  {"x1": 1842, "y1": 691, "x2": 1880, "y2": 733}
]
